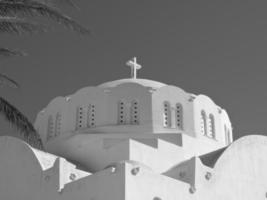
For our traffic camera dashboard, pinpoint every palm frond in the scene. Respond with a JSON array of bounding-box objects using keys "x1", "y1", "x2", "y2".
[
  {"x1": 0, "y1": 96, "x2": 44, "y2": 149},
  {"x1": 0, "y1": 47, "x2": 26, "y2": 57},
  {"x1": 0, "y1": 73, "x2": 19, "y2": 88},
  {"x1": 0, "y1": 0, "x2": 90, "y2": 34},
  {"x1": 0, "y1": 16, "x2": 46, "y2": 34}
]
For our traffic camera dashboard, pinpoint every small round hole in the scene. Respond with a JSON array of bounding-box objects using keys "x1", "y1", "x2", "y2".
[{"x1": 131, "y1": 167, "x2": 140, "y2": 175}]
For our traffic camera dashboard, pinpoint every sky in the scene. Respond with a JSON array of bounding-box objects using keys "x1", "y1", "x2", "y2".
[{"x1": 1, "y1": 0, "x2": 267, "y2": 140}]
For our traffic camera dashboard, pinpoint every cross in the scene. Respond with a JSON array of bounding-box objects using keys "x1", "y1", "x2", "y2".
[{"x1": 126, "y1": 57, "x2": 142, "y2": 79}]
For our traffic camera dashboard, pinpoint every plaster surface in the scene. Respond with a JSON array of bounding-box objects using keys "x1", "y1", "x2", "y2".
[
  {"x1": 0, "y1": 135, "x2": 266, "y2": 200},
  {"x1": 1, "y1": 76, "x2": 262, "y2": 200}
]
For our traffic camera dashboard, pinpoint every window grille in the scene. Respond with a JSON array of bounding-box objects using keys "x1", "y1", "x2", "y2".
[
  {"x1": 55, "y1": 112, "x2": 62, "y2": 136},
  {"x1": 131, "y1": 100, "x2": 140, "y2": 125},
  {"x1": 163, "y1": 101, "x2": 171, "y2": 128},
  {"x1": 47, "y1": 115, "x2": 54, "y2": 141},
  {"x1": 176, "y1": 103, "x2": 183, "y2": 130},
  {"x1": 200, "y1": 110, "x2": 207, "y2": 135},
  {"x1": 87, "y1": 104, "x2": 96, "y2": 127},
  {"x1": 76, "y1": 106, "x2": 85, "y2": 130},
  {"x1": 118, "y1": 100, "x2": 126, "y2": 124},
  {"x1": 208, "y1": 114, "x2": 215, "y2": 139}
]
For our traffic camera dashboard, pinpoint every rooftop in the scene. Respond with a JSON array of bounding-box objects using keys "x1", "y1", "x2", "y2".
[{"x1": 98, "y1": 78, "x2": 167, "y2": 89}]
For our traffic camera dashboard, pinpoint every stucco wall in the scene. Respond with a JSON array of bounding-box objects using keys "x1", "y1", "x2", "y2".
[
  {"x1": 0, "y1": 135, "x2": 267, "y2": 199},
  {"x1": 193, "y1": 95, "x2": 232, "y2": 146}
]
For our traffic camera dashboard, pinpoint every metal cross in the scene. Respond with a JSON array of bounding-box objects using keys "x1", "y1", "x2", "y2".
[{"x1": 126, "y1": 57, "x2": 142, "y2": 79}]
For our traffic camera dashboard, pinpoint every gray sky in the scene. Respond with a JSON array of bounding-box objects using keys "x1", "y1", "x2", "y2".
[{"x1": 1, "y1": 0, "x2": 267, "y2": 139}]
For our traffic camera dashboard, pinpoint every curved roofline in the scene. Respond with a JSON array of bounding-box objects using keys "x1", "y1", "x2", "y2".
[{"x1": 97, "y1": 78, "x2": 167, "y2": 89}]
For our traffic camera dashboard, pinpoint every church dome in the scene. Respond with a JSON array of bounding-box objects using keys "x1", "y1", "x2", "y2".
[
  {"x1": 34, "y1": 57, "x2": 233, "y2": 158},
  {"x1": 98, "y1": 78, "x2": 166, "y2": 89},
  {"x1": 32, "y1": 57, "x2": 234, "y2": 176}
]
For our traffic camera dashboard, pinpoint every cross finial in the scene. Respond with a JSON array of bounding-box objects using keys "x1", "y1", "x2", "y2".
[{"x1": 126, "y1": 57, "x2": 142, "y2": 79}]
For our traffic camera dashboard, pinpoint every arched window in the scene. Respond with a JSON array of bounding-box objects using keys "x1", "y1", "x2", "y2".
[
  {"x1": 200, "y1": 110, "x2": 207, "y2": 135},
  {"x1": 163, "y1": 101, "x2": 171, "y2": 128},
  {"x1": 208, "y1": 114, "x2": 215, "y2": 139},
  {"x1": 175, "y1": 103, "x2": 183, "y2": 130},
  {"x1": 130, "y1": 100, "x2": 139, "y2": 125},
  {"x1": 76, "y1": 106, "x2": 85, "y2": 130},
  {"x1": 87, "y1": 104, "x2": 96, "y2": 128},
  {"x1": 118, "y1": 100, "x2": 126, "y2": 125},
  {"x1": 47, "y1": 115, "x2": 54, "y2": 141},
  {"x1": 55, "y1": 112, "x2": 62, "y2": 136}
]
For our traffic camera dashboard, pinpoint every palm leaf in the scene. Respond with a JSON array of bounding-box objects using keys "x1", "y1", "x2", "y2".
[
  {"x1": 0, "y1": 73, "x2": 19, "y2": 88},
  {"x1": 0, "y1": 96, "x2": 44, "y2": 149},
  {"x1": 0, "y1": 0, "x2": 90, "y2": 34},
  {"x1": 0, "y1": 47, "x2": 26, "y2": 57},
  {"x1": 0, "y1": 17, "x2": 46, "y2": 34}
]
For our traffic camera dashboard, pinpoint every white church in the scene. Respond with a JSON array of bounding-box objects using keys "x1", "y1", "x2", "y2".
[{"x1": 0, "y1": 58, "x2": 266, "y2": 200}]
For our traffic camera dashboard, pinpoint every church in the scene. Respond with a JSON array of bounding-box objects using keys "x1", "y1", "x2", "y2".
[{"x1": 0, "y1": 58, "x2": 266, "y2": 200}]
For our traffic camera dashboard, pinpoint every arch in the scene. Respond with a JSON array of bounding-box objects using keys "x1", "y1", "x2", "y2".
[
  {"x1": 163, "y1": 101, "x2": 171, "y2": 128},
  {"x1": 208, "y1": 114, "x2": 215, "y2": 139},
  {"x1": 87, "y1": 104, "x2": 96, "y2": 128},
  {"x1": 118, "y1": 100, "x2": 126, "y2": 125},
  {"x1": 130, "y1": 99, "x2": 140, "y2": 125},
  {"x1": 200, "y1": 110, "x2": 207, "y2": 136},
  {"x1": 175, "y1": 103, "x2": 183, "y2": 130}
]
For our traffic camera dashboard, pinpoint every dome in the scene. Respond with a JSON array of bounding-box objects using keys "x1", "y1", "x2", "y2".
[
  {"x1": 35, "y1": 57, "x2": 233, "y2": 157},
  {"x1": 33, "y1": 57, "x2": 234, "y2": 177},
  {"x1": 98, "y1": 78, "x2": 167, "y2": 89}
]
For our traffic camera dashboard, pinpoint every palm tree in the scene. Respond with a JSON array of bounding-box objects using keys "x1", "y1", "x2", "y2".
[
  {"x1": 0, "y1": 56, "x2": 44, "y2": 150},
  {"x1": 0, "y1": 0, "x2": 90, "y2": 34},
  {"x1": 0, "y1": 0, "x2": 90, "y2": 150}
]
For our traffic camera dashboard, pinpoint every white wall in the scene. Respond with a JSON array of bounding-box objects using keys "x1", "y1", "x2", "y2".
[{"x1": 193, "y1": 95, "x2": 232, "y2": 146}]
